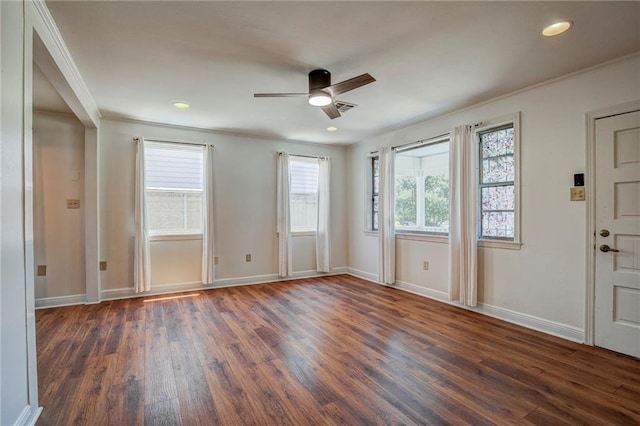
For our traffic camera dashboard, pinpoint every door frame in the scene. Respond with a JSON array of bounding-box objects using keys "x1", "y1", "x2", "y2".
[
  {"x1": 585, "y1": 100, "x2": 640, "y2": 346},
  {"x1": 20, "y1": 0, "x2": 101, "y2": 418}
]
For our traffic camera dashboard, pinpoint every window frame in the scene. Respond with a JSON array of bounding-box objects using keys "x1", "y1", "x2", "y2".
[
  {"x1": 144, "y1": 141, "x2": 205, "y2": 238},
  {"x1": 364, "y1": 153, "x2": 379, "y2": 235},
  {"x1": 394, "y1": 135, "x2": 450, "y2": 237},
  {"x1": 289, "y1": 155, "x2": 319, "y2": 235},
  {"x1": 475, "y1": 113, "x2": 522, "y2": 249}
]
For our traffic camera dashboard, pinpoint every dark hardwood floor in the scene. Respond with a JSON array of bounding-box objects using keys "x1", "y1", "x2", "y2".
[{"x1": 36, "y1": 275, "x2": 640, "y2": 425}]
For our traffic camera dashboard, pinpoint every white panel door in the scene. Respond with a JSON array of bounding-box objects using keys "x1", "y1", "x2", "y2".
[{"x1": 595, "y1": 110, "x2": 640, "y2": 358}]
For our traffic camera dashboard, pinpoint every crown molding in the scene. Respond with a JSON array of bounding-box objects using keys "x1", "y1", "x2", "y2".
[{"x1": 29, "y1": 0, "x2": 101, "y2": 127}]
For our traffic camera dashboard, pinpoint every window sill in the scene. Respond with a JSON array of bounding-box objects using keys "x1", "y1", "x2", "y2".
[
  {"x1": 361, "y1": 231, "x2": 521, "y2": 249},
  {"x1": 292, "y1": 231, "x2": 316, "y2": 237},
  {"x1": 478, "y1": 239, "x2": 522, "y2": 250},
  {"x1": 150, "y1": 233, "x2": 203, "y2": 242},
  {"x1": 396, "y1": 233, "x2": 448, "y2": 244}
]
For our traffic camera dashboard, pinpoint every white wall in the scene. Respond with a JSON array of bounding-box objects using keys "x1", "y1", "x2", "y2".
[
  {"x1": 99, "y1": 118, "x2": 348, "y2": 297},
  {"x1": 1, "y1": 1, "x2": 33, "y2": 423},
  {"x1": 33, "y1": 111, "x2": 86, "y2": 300},
  {"x1": 348, "y1": 55, "x2": 640, "y2": 341}
]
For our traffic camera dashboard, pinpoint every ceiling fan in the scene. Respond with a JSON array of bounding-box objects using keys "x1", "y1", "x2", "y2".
[{"x1": 254, "y1": 69, "x2": 375, "y2": 119}]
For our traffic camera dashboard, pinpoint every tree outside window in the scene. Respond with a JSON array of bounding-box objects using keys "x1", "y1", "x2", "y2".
[{"x1": 395, "y1": 140, "x2": 449, "y2": 234}]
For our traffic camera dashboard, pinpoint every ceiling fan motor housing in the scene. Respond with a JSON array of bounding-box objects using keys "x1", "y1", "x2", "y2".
[{"x1": 309, "y1": 69, "x2": 331, "y2": 92}]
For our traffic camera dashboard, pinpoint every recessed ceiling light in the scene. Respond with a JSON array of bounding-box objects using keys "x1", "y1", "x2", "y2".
[
  {"x1": 327, "y1": 126, "x2": 338, "y2": 132},
  {"x1": 542, "y1": 20, "x2": 573, "y2": 37},
  {"x1": 173, "y1": 101, "x2": 190, "y2": 109}
]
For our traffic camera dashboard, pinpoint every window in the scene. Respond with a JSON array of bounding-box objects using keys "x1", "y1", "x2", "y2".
[
  {"x1": 370, "y1": 155, "x2": 380, "y2": 231},
  {"x1": 478, "y1": 123, "x2": 516, "y2": 240},
  {"x1": 394, "y1": 139, "x2": 449, "y2": 234},
  {"x1": 145, "y1": 142, "x2": 204, "y2": 235},
  {"x1": 289, "y1": 156, "x2": 319, "y2": 232}
]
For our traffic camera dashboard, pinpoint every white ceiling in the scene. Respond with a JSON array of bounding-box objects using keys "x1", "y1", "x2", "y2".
[{"x1": 41, "y1": 1, "x2": 640, "y2": 145}]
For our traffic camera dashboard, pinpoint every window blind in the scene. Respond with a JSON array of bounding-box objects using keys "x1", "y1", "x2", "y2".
[
  {"x1": 145, "y1": 142, "x2": 203, "y2": 190},
  {"x1": 290, "y1": 157, "x2": 319, "y2": 194}
]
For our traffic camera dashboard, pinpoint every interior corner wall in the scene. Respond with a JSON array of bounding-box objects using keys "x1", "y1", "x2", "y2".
[
  {"x1": 347, "y1": 55, "x2": 640, "y2": 340},
  {"x1": 98, "y1": 118, "x2": 348, "y2": 296},
  {"x1": 33, "y1": 111, "x2": 86, "y2": 301}
]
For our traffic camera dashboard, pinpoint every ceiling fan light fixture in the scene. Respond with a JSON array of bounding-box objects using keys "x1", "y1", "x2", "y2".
[{"x1": 308, "y1": 91, "x2": 332, "y2": 107}]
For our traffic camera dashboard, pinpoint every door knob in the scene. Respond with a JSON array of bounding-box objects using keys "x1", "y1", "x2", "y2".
[
  {"x1": 599, "y1": 229, "x2": 610, "y2": 237},
  {"x1": 599, "y1": 244, "x2": 620, "y2": 253}
]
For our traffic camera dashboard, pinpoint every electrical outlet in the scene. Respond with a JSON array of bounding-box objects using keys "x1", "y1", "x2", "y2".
[
  {"x1": 423, "y1": 261, "x2": 429, "y2": 270},
  {"x1": 570, "y1": 187, "x2": 585, "y2": 201},
  {"x1": 37, "y1": 265, "x2": 47, "y2": 276},
  {"x1": 99, "y1": 261, "x2": 107, "y2": 271},
  {"x1": 214, "y1": 257, "x2": 219, "y2": 265},
  {"x1": 246, "y1": 254, "x2": 251, "y2": 262},
  {"x1": 67, "y1": 199, "x2": 80, "y2": 209}
]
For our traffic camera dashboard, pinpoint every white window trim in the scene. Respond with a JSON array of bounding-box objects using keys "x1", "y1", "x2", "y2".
[
  {"x1": 150, "y1": 233, "x2": 203, "y2": 242},
  {"x1": 394, "y1": 134, "x2": 450, "y2": 236},
  {"x1": 478, "y1": 239, "x2": 522, "y2": 250},
  {"x1": 292, "y1": 230, "x2": 316, "y2": 237},
  {"x1": 289, "y1": 155, "x2": 319, "y2": 233},
  {"x1": 396, "y1": 233, "x2": 448, "y2": 244},
  {"x1": 145, "y1": 141, "x2": 205, "y2": 236},
  {"x1": 475, "y1": 112, "x2": 522, "y2": 248},
  {"x1": 364, "y1": 152, "x2": 379, "y2": 234}
]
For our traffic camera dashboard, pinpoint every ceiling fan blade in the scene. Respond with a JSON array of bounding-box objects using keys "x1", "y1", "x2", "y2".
[
  {"x1": 327, "y1": 73, "x2": 375, "y2": 96},
  {"x1": 321, "y1": 103, "x2": 341, "y2": 119},
  {"x1": 254, "y1": 93, "x2": 308, "y2": 98}
]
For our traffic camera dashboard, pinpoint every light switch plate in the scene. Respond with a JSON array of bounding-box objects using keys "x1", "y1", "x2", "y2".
[{"x1": 570, "y1": 187, "x2": 585, "y2": 201}]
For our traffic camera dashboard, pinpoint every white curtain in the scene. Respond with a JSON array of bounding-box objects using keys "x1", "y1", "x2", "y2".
[
  {"x1": 202, "y1": 145, "x2": 215, "y2": 285},
  {"x1": 134, "y1": 138, "x2": 151, "y2": 292},
  {"x1": 377, "y1": 146, "x2": 396, "y2": 284},
  {"x1": 316, "y1": 156, "x2": 331, "y2": 273},
  {"x1": 448, "y1": 125, "x2": 478, "y2": 306},
  {"x1": 277, "y1": 152, "x2": 292, "y2": 277}
]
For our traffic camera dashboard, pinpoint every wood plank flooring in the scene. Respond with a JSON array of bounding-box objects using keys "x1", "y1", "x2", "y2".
[{"x1": 36, "y1": 275, "x2": 640, "y2": 425}]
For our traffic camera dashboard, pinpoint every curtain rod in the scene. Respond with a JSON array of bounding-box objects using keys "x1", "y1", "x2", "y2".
[
  {"x1": 391, "y1": 122, "x2": 483, "y2": 152},
  {"x1": 133, "y1": 137, "x2": 213, "y2": 148},
  {"x1": 281, "y1": 152, "x2": 326, "y2": 160},
  {"x1": 392, "y1": 131, "x2": 450, "y2": 151}
]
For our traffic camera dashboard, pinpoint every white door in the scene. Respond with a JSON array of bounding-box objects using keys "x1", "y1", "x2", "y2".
[{"x1": 595, "y1": 110, "x2": 640, "y2": 358}]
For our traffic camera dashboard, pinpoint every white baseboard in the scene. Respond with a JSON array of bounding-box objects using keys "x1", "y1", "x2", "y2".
[
  {"x1": 100, "y1": 280, "x2": 204, "y2": 301},
  {"x1": 99, "y1": 267, "x2": 349, "y2": 301},
  {"x1": 469, "y1": 302, "x2": 585, "y2": 343},
  {"x1": 395, "y1": 279, "x2": 450, "y2": 301},
  {"x1": 14, "y1": 405, "x2": 42, "y2": 426},
  {"x1": 346, "y1": 267, "x2": 378, "y2": 283},
  {"x1": 346, "y1": 270, "x2": 585, "y2": 344},
  {"x1": 213, "y1": 267, "x2": 348, "y2": 288},
  {"x1": 35, "y1": 294, "x2": 86, "y2": 309}
]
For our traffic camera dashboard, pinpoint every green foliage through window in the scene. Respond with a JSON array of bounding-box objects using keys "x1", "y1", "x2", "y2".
[
  {"x1": 394, "y1": 139, "x2": 450, "y2": 234},
  {"x1": 395, "y1": 176, "x2": 417, "y2": 227},
  {"x1": 424, "y1": 175, "x2": 449, "y2": 227}
]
